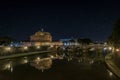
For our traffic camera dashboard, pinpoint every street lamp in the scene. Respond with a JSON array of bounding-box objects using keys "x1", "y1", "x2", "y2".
[
  {"x1": 108, "y1": 47, "x2": 112, "y2": 51},
  {"x1": 36, "y1": 46, "x2": 40, "y2": 49},
  {"x1": 50, "y1": 45, "x2": 53, "y2": 48},
  {"x1": 23, "y1": 46, "x2": 28, "y2": 50},
  {"x1": 116, "y1": 49, "x2": 119, "y2": 52},
  {"x1": 4, "y1": 47, "x2": 11, "y2": 51},
  {"x1": 107, "y1": 69, "x2": 113, "y2": 77},
  {"x1": 103, "y1": 47, "x2": 107, "y2": 50}
]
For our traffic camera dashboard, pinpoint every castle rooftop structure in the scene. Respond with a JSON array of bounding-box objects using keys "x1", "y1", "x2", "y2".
[{"x1": 30, "y1": 29, "x2": 52, "y2": 42}]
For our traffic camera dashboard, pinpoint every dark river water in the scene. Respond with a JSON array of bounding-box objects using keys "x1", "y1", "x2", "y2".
[{"x1": 0, "y1": 52, "x2": 119, "y2": 80}]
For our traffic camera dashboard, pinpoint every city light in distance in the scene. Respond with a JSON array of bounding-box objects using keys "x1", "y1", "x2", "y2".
[{"x1": 23, "y1": 46, "x2": 28, "y2": 50}]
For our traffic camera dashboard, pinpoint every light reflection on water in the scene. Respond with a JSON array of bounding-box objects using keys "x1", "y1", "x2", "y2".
[
  {"x1": 0, "y1": 52, "x2": 119, "y2": 80},
  {"x1": 107, "y1": 69, "x2": 113, "y2": 77},
  {"x1": 30, "y1": 58, "x2": 52, "y2": 72},
  {"x1": 0, "y1": 54, "x2": 98, "y2": 72},
  {"x1": 0, "y1": 53, "x2": 63, "y2": 72}
]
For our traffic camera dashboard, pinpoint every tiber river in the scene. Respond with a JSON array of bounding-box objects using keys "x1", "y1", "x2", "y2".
[{"x1": 0, "y1": 52, "x2": 119, "y2": 80}]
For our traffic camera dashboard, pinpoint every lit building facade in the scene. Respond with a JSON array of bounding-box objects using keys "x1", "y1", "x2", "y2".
[
  {"x1": 30, "y1": 30, "x2": 52, "y2": 42},
  {"x1": 30, "y1": 30, "x2": 63, "y2": 47},
  {"x1": 60, "y1": 38, "x2": 79, "y2": 46}
]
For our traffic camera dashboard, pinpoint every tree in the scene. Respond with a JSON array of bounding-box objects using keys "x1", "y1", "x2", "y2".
[
  {"x1": 108, "y1": 19, "x2": 120, "y2": 48},
  {"x1": 0, "y1": 36, "x2": 14, "y2": 45}
]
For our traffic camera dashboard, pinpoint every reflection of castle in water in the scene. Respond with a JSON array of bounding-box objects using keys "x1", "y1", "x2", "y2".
[
  {"x1": 30, "y1": 57, "x2": 52, "y2": 71},
  {"x1": 0, "y1": 57, "x2": 53, "y2": 72}
]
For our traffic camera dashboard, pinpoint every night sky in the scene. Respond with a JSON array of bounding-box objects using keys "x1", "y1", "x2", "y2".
[{"x1": 0, "y1": 0, "x2": 120, "y2": 41}]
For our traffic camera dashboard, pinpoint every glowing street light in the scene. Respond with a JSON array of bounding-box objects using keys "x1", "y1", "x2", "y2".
[
  {"x1": 4, "y1": 47, "x2": 11, "y2": 51},
  {"x1": 107, "y1": 69, "x2": 113, "y2": 77},
  {"x1": 104, "y1": 47, "x2": 107, "y2": 50},
  {"x1": 50, "y1": 45, "x2": 53, "y2": 48},
  {"x1": 37, "y1": 57, "x2": 40, "y2": 60},
  {"x1": 50, "y1": 55, "x2": 54, "y2": 59},
  {"x1": 36, "y1": 46, "x2": 40, "y2": 49},
  {"x1": 109, "y1": 71, "x2": 113, "y2": 76},
  {"x1": 23, "y1": 46, "x2": 28, "y2": 50},
  {"x1": 116, "y1": 49, "x2": 119, "y2": 52},
  {"x1": 108, "y1": 47, "x2": 112, "y2": 50}
]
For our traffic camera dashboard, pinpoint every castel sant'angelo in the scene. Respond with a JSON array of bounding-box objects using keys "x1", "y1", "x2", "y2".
[{"x1": 30, "y1": 29, "x2": 52, "y2": 42}]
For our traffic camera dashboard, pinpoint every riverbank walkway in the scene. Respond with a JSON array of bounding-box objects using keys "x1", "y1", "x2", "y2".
[{"x1": 105, "y1": 53, "x2": 120, "y2": 78}]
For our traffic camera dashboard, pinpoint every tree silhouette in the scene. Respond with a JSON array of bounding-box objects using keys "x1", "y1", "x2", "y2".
[
  {"x1": 0, "y1": 36, "x2": 14, "y2": 45},
  {"x1": 108, "y1": 19, "x2": 120, "y2": 47}
]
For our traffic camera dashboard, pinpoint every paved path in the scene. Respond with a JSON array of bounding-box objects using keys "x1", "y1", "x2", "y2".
[{"x1": 105, "y1": 54, "x2": 120, "y2": 78}]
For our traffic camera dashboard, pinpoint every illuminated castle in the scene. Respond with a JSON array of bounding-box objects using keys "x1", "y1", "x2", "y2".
[{"x1": 30, "y1": 29, "x2": 52, "y2": 42}]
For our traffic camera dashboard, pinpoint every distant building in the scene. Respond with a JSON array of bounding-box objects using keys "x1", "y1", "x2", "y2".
[
  {"x1": 60, "y1": 38, "x2": 79, "y2": 46},
  {"x1": 30, "y1": 29, "x2": 52, "y2": 42},
  {"x1": 31, "y1": 32, "x2": 63, "y2": 46}
]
